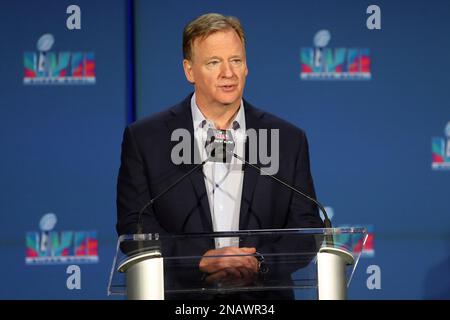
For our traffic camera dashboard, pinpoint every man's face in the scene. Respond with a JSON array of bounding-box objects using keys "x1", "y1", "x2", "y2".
[{"x1": 183, "y1": 29, "x2": 248, "y2": 110}]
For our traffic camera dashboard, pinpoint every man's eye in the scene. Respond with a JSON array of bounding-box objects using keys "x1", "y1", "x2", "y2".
[
  {"x1": 207, "y1": 61, "x2": 219, "y2": 66},
  {"x1": 231, "y1": 59, "x2": 242, "y2": 65}
]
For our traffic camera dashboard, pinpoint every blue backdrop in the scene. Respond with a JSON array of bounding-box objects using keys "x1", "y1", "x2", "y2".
[
  {"x1": 0, "y1": 0, "x2": 449, "y2": 299},
  {"x1": 0, "y1": 0, "x2": 127, "y2": 299}
]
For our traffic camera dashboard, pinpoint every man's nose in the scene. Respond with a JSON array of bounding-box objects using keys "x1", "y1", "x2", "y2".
[{"x1": 220, "y1": 62, "x2": 235, "y2": 78}]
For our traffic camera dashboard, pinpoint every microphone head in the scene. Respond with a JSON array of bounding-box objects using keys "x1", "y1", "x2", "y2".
[{"x1": 205, "y1": 128, "x2": 235, "y2": 163}]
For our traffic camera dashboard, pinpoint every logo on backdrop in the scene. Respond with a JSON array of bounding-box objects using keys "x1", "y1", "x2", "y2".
[
  {"x1": 23, "y1": 34, "x2": 96, "y2": 85},
  {"x1": 432, "y1": 122, "x2": 450, "y2": 170},
  {"x1": 300, "y1": 30, "x2": 371, "y2": 80},
  {"x1": 322, "y1": 206, "x2": 375, "y2": 257},
  {"x1": 25, "y1": 213, "x2": 98, "y2": 265}
]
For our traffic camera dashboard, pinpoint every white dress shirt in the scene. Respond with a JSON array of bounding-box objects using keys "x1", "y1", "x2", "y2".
[{"x1": 190, "y1": 93, "x2": 246, "y2": 248}]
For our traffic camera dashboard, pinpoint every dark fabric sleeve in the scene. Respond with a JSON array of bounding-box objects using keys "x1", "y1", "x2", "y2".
[
  {"x1": 286, "y1": 130, "x2": 325, "y2": 229},
  {"x1": 116, "y1": 126, "x2": 168, "y2": 236},
  {"x1": 246, "y1": 130, "x2": 324, "y2": 284}
]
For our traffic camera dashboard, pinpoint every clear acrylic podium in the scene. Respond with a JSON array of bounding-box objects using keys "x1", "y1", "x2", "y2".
[{"x1": 108, "y1": 228, "x2": 367, "y2": 300}]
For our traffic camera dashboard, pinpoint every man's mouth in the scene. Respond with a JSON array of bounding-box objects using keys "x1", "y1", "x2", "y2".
[{"x1": 219, "y1": 84, "x2": 237, "y2": 91}]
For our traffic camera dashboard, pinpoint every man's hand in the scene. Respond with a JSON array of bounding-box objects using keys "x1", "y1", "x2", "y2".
[{"x1": 199, "y1": 247, "x2": 259, "y2": 286}]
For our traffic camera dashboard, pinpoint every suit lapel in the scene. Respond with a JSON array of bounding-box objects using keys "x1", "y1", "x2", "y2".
[
  {"x1": 239, "y1": 102, "x2": 264, "y2": 230},
  {"x1": 165, "y1": 95, "x2": 213, "y2": 232}
]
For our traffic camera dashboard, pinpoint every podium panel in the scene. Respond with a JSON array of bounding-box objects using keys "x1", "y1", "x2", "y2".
[{"x1": 108, "y1": 228, "x2": 367, "y2": 300}]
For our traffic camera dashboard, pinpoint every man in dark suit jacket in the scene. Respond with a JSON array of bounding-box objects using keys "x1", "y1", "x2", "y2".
[{"x1": 116, "y1": 13, "x2": 323, "y2": 299}]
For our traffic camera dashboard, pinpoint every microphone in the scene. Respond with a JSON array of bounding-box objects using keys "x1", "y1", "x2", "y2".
[
  {"x1": 205, "y1": 128, "x2": 235, "y2": 163},
  {"x1": 207, "y1": 128, "x2": 334, "y2": 246}
]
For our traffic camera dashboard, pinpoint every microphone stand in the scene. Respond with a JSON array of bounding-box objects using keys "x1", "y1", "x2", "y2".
[{"x1": 136, "y1": 157, "x2": 211, "y2": 234}]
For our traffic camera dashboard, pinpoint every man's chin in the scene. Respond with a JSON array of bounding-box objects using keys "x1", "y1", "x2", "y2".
[{"x1": 217, "y1": 97, "x2": 241, "y2": 107}]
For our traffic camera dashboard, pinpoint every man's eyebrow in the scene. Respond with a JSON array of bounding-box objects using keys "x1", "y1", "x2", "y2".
[
  {"x1": 204, "y1": 56, "x2": 222, "y2": 61},
  {"x1": 204, "y1": 55, "x2": 244, "y2": 61}
]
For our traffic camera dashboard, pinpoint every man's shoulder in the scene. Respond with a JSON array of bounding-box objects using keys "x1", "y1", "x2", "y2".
[
  {"x1": 129, "y1": 108, "x2": 171, "y2": 131},
  {"x1": 127, "y1": 95, "x2": 191, "y2": 135},
  {"x1": 244, "y1": 100, "x2": 306, "y2": 138}
]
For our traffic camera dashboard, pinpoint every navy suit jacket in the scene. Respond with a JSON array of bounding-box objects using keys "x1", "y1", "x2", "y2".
[
  {"x1": 116, "y1": 94, "x2": 323, "y2": 299},
  {"x1": 117, "y1": 94, "x2": 323, "y2": 236}
]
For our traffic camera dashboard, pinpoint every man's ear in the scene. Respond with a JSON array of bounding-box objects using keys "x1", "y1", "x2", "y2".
[{"x1": 183, "y1": 59, "x2": 195, "y2": 84}]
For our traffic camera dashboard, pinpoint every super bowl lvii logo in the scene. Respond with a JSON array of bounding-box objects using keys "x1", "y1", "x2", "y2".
[
  {"x1": 23, "y1": 34, "x2": 95, "y2": 85},
  {"x1": 432, "y1": 122, "x2": 450, "y2": 170},
  {"x1": 25, "y1": 213, "x2": 98, "y2": 265},
  {"x1": 300, "y1": 30, "x2": 371, "y2": 80}
]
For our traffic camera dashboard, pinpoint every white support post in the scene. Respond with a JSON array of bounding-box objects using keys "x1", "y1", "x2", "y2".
[
  {"x1": 118, "y1": 251, "x2": 164, "y2": 300},
  {"x1": 317, "y1": 247, "x2": 354, "y2": 300}
]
